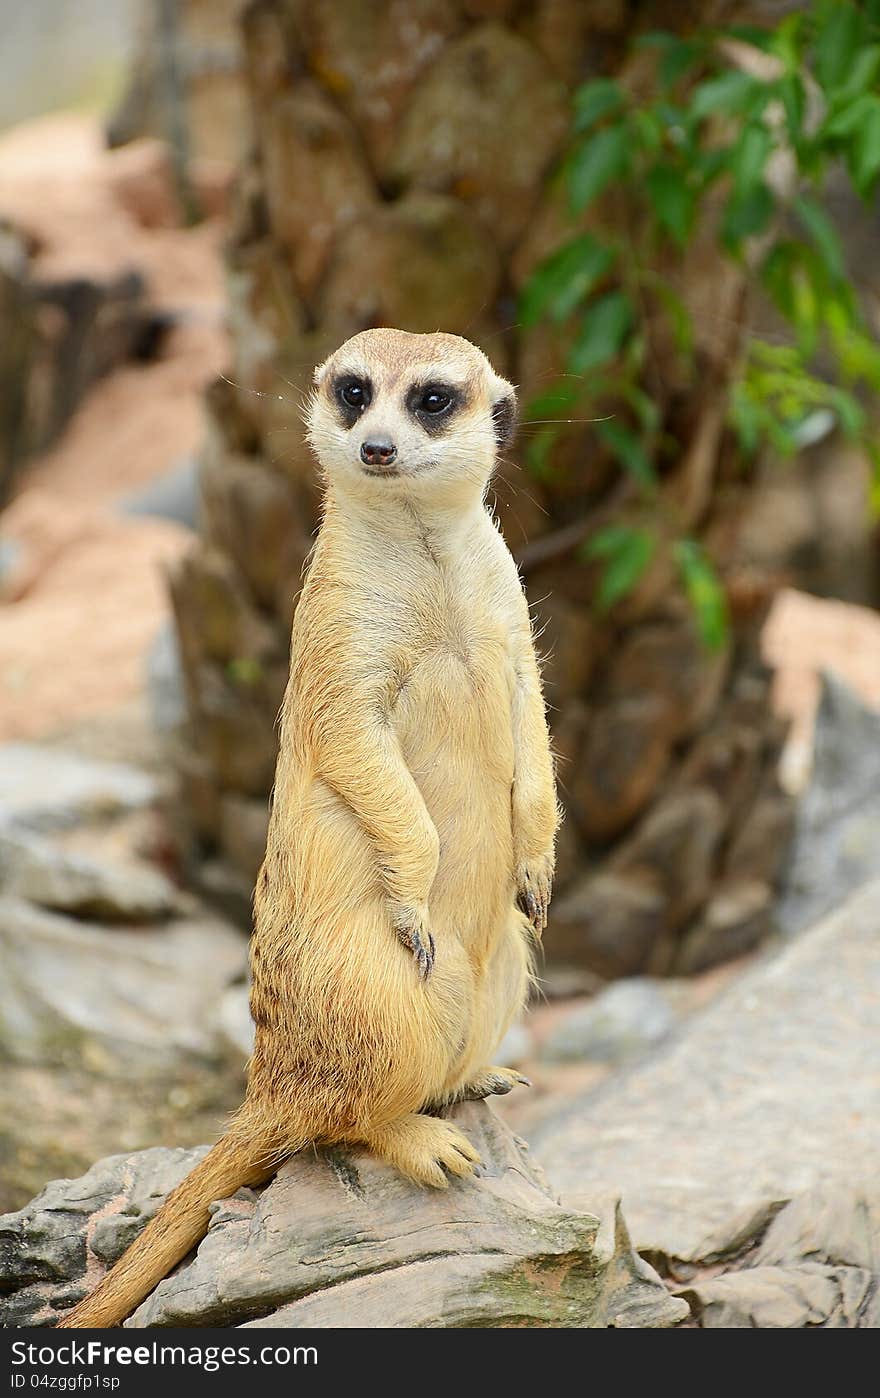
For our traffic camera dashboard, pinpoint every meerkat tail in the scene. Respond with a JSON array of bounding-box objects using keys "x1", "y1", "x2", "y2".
[{"x1": 56, "y1": 1116, "x2": 288, "y2": 1329}]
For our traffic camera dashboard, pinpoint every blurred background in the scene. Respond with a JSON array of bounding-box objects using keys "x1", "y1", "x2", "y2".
[{"x1": 1, "y1": 0, "x2": 879, "y2": 1326}]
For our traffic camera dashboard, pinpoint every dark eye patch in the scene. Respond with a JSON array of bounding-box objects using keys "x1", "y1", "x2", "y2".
[
  {"x1": 331, "y1": 374, "x2": 372, "y2": 427},
  {"x1": 407, "y1": 382, "x2": 462, "y2": 435}
]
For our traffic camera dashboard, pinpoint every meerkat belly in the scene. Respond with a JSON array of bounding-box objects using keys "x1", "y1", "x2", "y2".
[{"x1": 394, "y1": 643, "x2": 516, "y2": 955}]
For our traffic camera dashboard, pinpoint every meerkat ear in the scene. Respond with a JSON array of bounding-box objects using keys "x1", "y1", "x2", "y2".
[
  {"x1": 313, "y1": 358, "x2": 330, "y2": 387},
  {"x1": 491, "y1": 380, "x2": 518, "y2": 448}
]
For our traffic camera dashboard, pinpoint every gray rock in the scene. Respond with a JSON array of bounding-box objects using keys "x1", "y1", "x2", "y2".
[
  {"x1": 677, "y1": 1182, "x2": 880, "y2": 1328},
  {"x1": 217, "y1": 982, "x2": 254, "y2": 1058},
  {"x1": 539, "y1": 978, "x2": 688, "y2": 1065},
  {"x1": 0, "y1": 1104, "x2": 686, "y2": 1330},
  {"x1": 146, "y1": 621, "x2": 188, "y2": 736},
  {"x1": 494, "y1": 1021, "x2": 532, "y2": 1068},
  {"x1": 0, "y1": 828, "x2": 177, "y2": 923},
  {"x1": 778, "y1": 672, "x2": 880, "y2": 936},
  {"x1": 0, "y1": 1146, "x2": 209, "y2": 1327},
  {"x1": 0, "y1": 745, "x2": 158, "y2": 834},
  {"x1": 120, "y1": 457, "x2": 199, "y2": 528},
  {"x1": 0, "y1": 897, "x2": 248, "y2": 1072},
  {"x1": 534, "y1": 879, "x2": 880, "y2": 1272}
]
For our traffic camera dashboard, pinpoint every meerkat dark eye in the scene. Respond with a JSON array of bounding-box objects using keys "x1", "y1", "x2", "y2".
[
  {"x1": 418, "y1": 387, "x2": 453, "y2": 415},
  {"x1": 338, "y1": 379, "x2": 370, "y2": 412}
]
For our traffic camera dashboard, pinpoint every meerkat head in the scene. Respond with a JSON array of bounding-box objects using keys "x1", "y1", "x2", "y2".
[{"x1": 305, "y1": 328, "x2": 517, "y2": 508}]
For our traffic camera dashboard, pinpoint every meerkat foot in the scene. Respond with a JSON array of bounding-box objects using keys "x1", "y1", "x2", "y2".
[
  {"x1": 391, "y1": 904, "x2": 435, "y2": 980},
  {"x1": 515, "y1": 855, "x2": 553, "y2": 935},
  {"x1": 444, "y1": 1066, "x2": 532, "y2": 1105},
  {"x1": 360, "y1": 1113, "x2": 481, "y2": 1188}
]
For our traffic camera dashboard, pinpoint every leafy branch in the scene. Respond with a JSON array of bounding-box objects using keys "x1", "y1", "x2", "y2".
[{"x1": 521, "y1": 0, "x2": 880, "y2": 646}]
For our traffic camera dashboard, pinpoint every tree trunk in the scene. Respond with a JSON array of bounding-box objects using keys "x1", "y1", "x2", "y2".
[{"x1": 166, "y1": 0, "x2": 793, "y2": 977}]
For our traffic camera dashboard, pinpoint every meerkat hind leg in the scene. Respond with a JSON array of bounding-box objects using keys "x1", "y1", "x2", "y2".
[{"x1": 357, "y1": 1113, "x2": 482, "y2": 1189}]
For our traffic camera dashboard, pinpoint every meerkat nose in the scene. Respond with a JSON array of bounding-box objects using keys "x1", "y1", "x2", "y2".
[{"x1": 360, "y1": 438, "x2": 398, "y2": 468}]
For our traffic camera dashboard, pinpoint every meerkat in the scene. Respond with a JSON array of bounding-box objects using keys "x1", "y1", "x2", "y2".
[{"x1": 57, "y1": 328, "x2": 558, "y2": 1329}]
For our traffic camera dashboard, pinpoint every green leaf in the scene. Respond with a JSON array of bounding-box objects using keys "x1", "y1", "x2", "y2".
[
  {"x1": 650, "y1": 279, "x2": 695, "y2": 358},
  {"x1": 573, "y1": 78, "x2": 624, "y2": 132},
  {"x1": 815, "y1": 2, "x2": 864, "y2": 92},
  {"x1": 659, "y1": 38, "x2": 703, "y2": 89},
  {"x1": 524, "y1": 423, "x2": 561, "y2": 478},
  {"x1": 227, "y1": 658, "x2": 263, "y2": 686},
  {"x1": 646, "y1": 164, "x2": 695, "y2": 244},
  {"x1": 793, "y1": 194, "x2": 845, "y2": 281},
  {"x1": 769, "y1": 11, "x2": 804, "y2": 70},
  {"x1": 596, "y1": 420, "x2": 656, "y2": 488},
  {"x1": 691, "y1": 70, "x2": 760, "y2": 120},
  {"x1": 822, "y1": 91, "x2": 877, "y2": 138},
  {"x1": 519, "y1": 234, "x2": 616, "y2": 326},
  {"x1": 853, "y1": 97, "x2": 880, "y2": 194},
  {"x1": 733, "y1": 121, "x2": 773, "y2": 194},
  {"x1": 567, "y1": 291, "x2": 634, "y2": 373},
  {"x1": 830, "y1": 44, "x2": 880, "y2": 104},
  {"x1": 674, "y1": 541, "x2": 729, "y2": 650},
  {"x1": 582, "y1": 526, "x2": 656, "y2": 611},
  {"x1": 721, "y1": 182, "x2": 774, "y2": 249},
  {"x1": 522, "y1": 382, "x2": 579, "y2": 424},
  {"x1": 773, "y1": 72, "x2": 804, "y2": 147},
  {"x1": 568, "y1": 125, "x2": 629, "y2": 212},
  {"x1": 729, "y1": 382, "x2": 763, "y2": 456}
]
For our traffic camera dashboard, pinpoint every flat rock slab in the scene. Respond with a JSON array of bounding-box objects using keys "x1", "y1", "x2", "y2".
[
  {"x1": 0, "y1": 896, "x2": 247, "y2": 1072},
  {"x1": 534, "y1": 880, "x2": 880, "y2": 1271},
  {"x1": 0, "y1": 745, "x2": 158, "y2": 833},
  {"x1": 0, "y1": 1104, "x2": 686, "y2": 1330},
  {"x1": 0, "y1": 827, "x2": 177, "y2": 923}
]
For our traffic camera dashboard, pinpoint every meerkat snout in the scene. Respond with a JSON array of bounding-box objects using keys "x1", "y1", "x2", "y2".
[
  {"x1": 360, "y1": 436, "x2": 398, "y2": 471},
  {"x1": 306, "y1": 328, "x2": 517, "y2": 503}
]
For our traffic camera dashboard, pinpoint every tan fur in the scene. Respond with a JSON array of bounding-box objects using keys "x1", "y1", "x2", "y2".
[{"x1": 58, "y1": 329, "x2": 558, "y2": 1327}]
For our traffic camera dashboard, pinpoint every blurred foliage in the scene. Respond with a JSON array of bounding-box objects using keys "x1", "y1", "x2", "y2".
[{"x1": 522, "y1": 0, "x2": 880, "y2": 646}]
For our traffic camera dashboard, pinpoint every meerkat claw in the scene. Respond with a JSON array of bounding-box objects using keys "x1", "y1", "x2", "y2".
[{"x1": 394, "y1": 913, "x2": 435, "y2": 980}]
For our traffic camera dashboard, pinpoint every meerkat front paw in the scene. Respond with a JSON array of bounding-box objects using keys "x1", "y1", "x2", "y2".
[
  {"x1": 391, "y1": 902, "x2": 435, "y2": 980},
  {"x1": 515, "y1": 853, "x2": 553, "y2": 935},
  {"x1": 451, "y1": 1067, "x2": 532, "y2": 1103}
]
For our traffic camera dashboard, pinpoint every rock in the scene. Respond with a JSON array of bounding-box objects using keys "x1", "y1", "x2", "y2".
[
  {"x1": 147, "y1": 621, "x2": 187, "y2": 735},
  {"x1": 539, "y1": 978, "x2": 689, "y2": 1065},
  {"x1": 549, "y1": 789, "x2": 727, "y2": 974},
  {"x1": 677, "y1": 1183, "x2": 880, "y2": 1328},
  {"x1": 103, "y1": 138, "x2": 181, "y2": 230},
  {"x1": 570, "y1": 695, "x2": 674, "y2": 842},
  {"x1": 609, "y1": 788, "x2": 725, "y2": 931},
  {"x1": 762, "y1": 588, "x2": 880, "y2": 794},
  {"x1": 0, "y1": 897, "x2": 248, "y2": 1073},
  {"x1": 495, "y1": 1021, "x2": 532, "y2": 1068},
  {"x1": 0, "y1": 828, "x2": 177, "y2": 923},
  {"x1": 673, "y1": 878, "x2": 773, "y2": 975},
  {"x1": 217, "y1": 983, "x2": 254, "y2": 1060},
  {"x1": 777, "y1": 673, "x2": 880, "y2": 938},
  {"x1": 120, "y1": 456, "x2": 199, "y2": 528},
  {"x1": 218, "y1": 794, "x2": 270, "y2": 884},
  {"x1": 723, "y1": 792, "x2": 795, "y2": 886},
  {"x1": 605, "y1": 620, "x2": 729, "y2": 746},
  {"x1": 0, "y1": 1104, "x2": 686, "y2": 1330},
  {"x1": 549, "y1": 872, "x2": 666, "y2": 977},
  {"x1": 0, "y1": 744, "x2": 158, "y2": 833},
  {"x1": 534, "y1": 879, "x2": 880, "y2": 1274}
]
